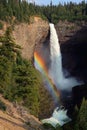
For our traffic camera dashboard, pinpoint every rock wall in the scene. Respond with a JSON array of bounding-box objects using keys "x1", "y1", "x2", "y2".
[
  {"x1": 0, "y1": 17, "x2": 49, "y2": 60},
  {"x1": 13, "y1": 17, "x2": 49, "y2": 60},
  {"x1": 0, "y1": 19, "x2": 84, "y2": 60}
]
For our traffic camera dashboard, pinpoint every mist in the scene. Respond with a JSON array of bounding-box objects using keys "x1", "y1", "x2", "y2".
[{"x1": 49, "y1": 23, "x2": 83, "y2": 91}]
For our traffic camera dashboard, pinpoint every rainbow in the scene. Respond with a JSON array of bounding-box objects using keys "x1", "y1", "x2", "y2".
[{"x1": 34, "y1": 51, "x2": 61, "y2": 104}]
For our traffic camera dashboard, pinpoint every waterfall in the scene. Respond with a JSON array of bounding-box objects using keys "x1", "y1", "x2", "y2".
[
  {"x1": 42, "y1": 23, "x2": 84, "y2": 127},
  {"x1": 49, "y1": 23, "x2": 83, "y2": 91},
  {"x1": 49, "y1": 24, "x2": 63, "y2": 89},
  {"x1": 42, "y1": 106, "x2": 71, "y2": 127},
  {"x1": 34, "y1": 23, "x2": 83, "y2": 127}
]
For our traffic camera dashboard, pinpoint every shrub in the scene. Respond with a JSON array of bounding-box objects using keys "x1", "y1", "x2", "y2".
[
  {"x1": 0, "y1": 22, "x2": 3, "y2": 30},
  {"x1": 0, "y1": 100, "x2": 6, "y2": 111}
]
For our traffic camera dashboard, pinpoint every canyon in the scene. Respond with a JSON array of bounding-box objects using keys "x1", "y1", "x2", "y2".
[{"x1": 0, "y1": 17, "x2": 87, "y2": 129}]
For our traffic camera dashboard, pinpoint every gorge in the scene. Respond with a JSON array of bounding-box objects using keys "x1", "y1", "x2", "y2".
[
  {"x1": 0, "y1": 0, "x2": 87, "y2": 129},
  {"x1": 0, "y1": 18, "x2": 87, "y2": 129},
  {"x1": 34, "y1": 23, "x2": 85, "y2": 127}
]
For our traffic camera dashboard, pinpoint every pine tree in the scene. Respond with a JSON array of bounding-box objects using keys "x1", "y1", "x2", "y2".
[{"x1": 74, "y1": 98, "x2": 87, "y2": 130}]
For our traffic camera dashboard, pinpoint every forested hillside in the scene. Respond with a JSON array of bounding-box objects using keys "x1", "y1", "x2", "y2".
[
  {"x1": 0, "y1": 26, "x2": 41, "y2": 116},
  {"x1": 0, "y1": 26, "x2": 54, "y2": 119},
  {"x1": 0, "y1": 0, "x2": 87, "y2": 24},
  {"x1": 0, "y1": 28, "x2": 87, "y2": 129},
  {"x1": 0, "y1": 1, "x2": 87, "y2": 130}
]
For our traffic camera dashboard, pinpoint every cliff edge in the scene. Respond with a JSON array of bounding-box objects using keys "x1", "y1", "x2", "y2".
[{"x1": 12, "y1": 17, "x2": 49, "y2": 60}]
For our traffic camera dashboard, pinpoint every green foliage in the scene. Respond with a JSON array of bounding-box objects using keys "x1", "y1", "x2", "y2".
[
  {"x1": 0, "y1": 26, "x2": 56, "y2": 118},
  {"x1": 0, "y1": 1, "x2": 87, "y2": 23},
  {"x1": 74, "y1": 98, "x2": 87, "y2": 130},
  {"x1": 43, "y1": 99, "x2": 87, "y2": 130},
  {"x1": 0, "y1": 100, "x2": 6, "y2": 111},
  {"x1": 43, "y1": 123, "x2": 63, "y2": 130},
  {"x1": 43, "y1": 123, "x2": 55, "y2": 130},
  {"x1": 38, "y1": 84, "x2": 55, "y2": 119},
  {"x1": 62, "y1": 98, "x2": 87, "y2": 130},
  {"x1": 0, "y1": 22, "x2": 3, "y2": 29},
  {"x1": 0, "y1": 28, "x2": 42, "y2": 117},
  {"x1": 12, "y1": 61, "x2": 41, "y2": 116}
]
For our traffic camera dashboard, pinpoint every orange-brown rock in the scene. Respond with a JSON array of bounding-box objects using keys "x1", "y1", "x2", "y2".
[{"x1": 13, "y1": 17, "x2": 49, "y2": 60}]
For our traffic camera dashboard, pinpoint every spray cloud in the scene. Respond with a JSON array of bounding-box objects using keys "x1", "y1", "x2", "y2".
[
  {"x1": 49, "y1": 23, "x2": 83, "y2": 91},
  {"x1": 34, "y1": 23, "x2": 83, "y2": 127}
]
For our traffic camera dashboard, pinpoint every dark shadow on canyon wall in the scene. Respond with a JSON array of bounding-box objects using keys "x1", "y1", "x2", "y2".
[
  {"x1": 34, "y1": 24, "x2": 87, "y2": 118},
  {"x1": 72, "y1": 84, "x2": 87, "y2": 107},
  {"x1": 61, "y1": 25, "x2": 87, "y2": 83},
  {"x1": 59, "y1": 25, "x2": 87, "y2": 117},
  {"x1": 35, "y1": 28, "x2": 51, "y2": 70}
]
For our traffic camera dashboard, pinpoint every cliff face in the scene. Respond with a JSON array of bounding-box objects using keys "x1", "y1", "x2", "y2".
[
  {"x1": 0, "y1": 20, "x2": 86, "y2": 61},
  {"x1": 55, "y1": 20, "x2": 84, "y2": 44},
  {"x1": 0, "y1": 95, "x2": 46, "y2": 130},
  {"x1": 60, "y1": 23, "x2": 87, "y2": 82},
  {"x1": 12, "y1": 17, "x2": 49, "y2": 60},
  {"x1": 0, "y1": 19, "x2": 87, "y2": 129},
  {"x1": 0, "y1": 17, "x2": 49, "y2": 60},
  {"x1": 0, "y1": 18, "x2": 52, "y2": 130}
]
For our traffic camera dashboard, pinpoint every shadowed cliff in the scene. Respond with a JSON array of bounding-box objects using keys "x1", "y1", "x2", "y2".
[{"x1": 61, "y1": 25, "x2": 87, "y2": 83}]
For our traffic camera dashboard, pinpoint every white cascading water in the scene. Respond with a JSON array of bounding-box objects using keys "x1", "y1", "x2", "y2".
[
  {"x1": 49, "y1": 23, "x2": 83, "y2": 91},
  {"x1": 42, "y1": 106, "x2": 71, "y2": 127},
  {"x1": 42, "y1": 24, "x2": 83, "y2": 127}
]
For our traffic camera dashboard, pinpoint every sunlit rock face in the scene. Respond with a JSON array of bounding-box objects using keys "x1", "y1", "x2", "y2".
[{"x1": 13, "y1": 17, "x2": 49, "y2": 60}]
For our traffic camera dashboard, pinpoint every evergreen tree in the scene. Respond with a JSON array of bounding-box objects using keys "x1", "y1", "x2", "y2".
[
  {"x1": 0, "y1": 27, "x2": 42, "y2": 116},
  {"x1": 74, "y1": 98, "x2": 87, "y2": 130}
]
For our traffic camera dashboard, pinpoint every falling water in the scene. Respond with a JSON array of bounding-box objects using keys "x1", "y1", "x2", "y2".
[
  {"x1": 42, "y1": 23, "x2": 84, "y2": 127},
  {"x1": 49, "y1": 23, "x2": 83, "y2": 91},
  {"x1": 34, "y1": 23, "x2": 83, "y2": 127}
]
